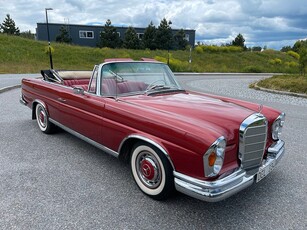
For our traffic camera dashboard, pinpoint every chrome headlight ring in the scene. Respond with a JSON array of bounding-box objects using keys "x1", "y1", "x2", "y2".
[
  {"x1": 272, "y1": 112, "x2": 285, "y2": 141},
  {"x1": 203, "y1": 136, "x2": 226, "y2": 178}
]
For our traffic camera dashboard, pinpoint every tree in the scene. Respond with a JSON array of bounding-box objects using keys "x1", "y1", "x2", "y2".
[
  {"x1": 292, "y1": 39, "x2": 307, "y2": 53},
  {"x1": 173, "y1": 29, "x2": 189, "y2": 50},
  {"x1": 252, "y1": 46, "x2": 262, "y2": 52},
  {"x1": 280, "y1": 46, "x2": 292, "y2": 52},
  {"x1": 155, "y1": 18, "x2": 173, "y2": 50},
  {"x1": 0, "y1": 14, "x2": 20, "y2": 35},
  {"x1": 98, "y1": 19, "x2": 121, "y2": 48},
  {"x1": 143, "y1": 21, "x2": 157, "y2": 50},
  {"x1": 123, "y1": 26, "x2": 141, "y2": 49},
  {"x1": 299, "y1": 47, "x2": 307, "y2": 76},
  {"x1": 232, "y1": 33, "x2": 245, "y2": 49},
  {"x1": 56, "y1": 26, "x2": 72, "y2": 43}
]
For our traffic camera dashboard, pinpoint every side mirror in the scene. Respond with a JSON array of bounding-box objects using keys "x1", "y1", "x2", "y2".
[{"x1": 73, "y1": 87, "x2": 85, "y2": 95}]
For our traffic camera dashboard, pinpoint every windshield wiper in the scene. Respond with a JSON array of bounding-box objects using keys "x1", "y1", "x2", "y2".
[{"x1": 145, "y1": 85, "x2": 185, "y2": 95}]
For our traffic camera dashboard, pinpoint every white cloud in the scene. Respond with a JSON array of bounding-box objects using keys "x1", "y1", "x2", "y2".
[{"x1": 0, "y1": 0, "x2": 306, "y2": 49}]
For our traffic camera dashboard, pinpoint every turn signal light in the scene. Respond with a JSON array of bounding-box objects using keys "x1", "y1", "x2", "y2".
[{"x1": 208, "y1": 152, "x2": 217, "y2": 166}]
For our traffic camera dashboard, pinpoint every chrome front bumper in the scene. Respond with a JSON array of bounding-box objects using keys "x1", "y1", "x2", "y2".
[{"x1": 174, "y1": 140, "x2": 285, "y2": 202}]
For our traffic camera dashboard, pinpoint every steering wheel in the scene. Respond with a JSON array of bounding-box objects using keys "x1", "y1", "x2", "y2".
[{"x1": 145, "y1": 79, "x2": 167, "y2": 92}]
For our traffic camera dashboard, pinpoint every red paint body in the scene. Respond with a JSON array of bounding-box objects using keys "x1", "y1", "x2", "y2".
[{"x1": 21, "y1": 75, "x2": 280, "y2": 180}]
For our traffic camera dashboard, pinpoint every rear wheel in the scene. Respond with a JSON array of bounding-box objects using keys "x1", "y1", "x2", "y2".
[
  {"x1": 130, "y1": 142, "x2": 174, "y2": 200},
  {"x1": 35, "y1": 103, "x2": 56, "y2": 134}
]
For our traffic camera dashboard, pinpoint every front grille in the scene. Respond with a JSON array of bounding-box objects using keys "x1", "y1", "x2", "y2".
[{"x1": 239, "y1": 114, "x2": 267, "y2": 172}]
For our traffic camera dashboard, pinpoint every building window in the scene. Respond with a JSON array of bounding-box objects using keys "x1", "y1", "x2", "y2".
[
  {"x1": 79, "y1": 30, "x2": 94, "y2": 39},
  {"x1": 184, "y1": 34, "x2": 190, "y2": 41},
  {"x1": 137, "y1": 33, "x2": 144, "y2": 39}
]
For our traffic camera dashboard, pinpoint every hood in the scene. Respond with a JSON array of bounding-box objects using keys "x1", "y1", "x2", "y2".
[{"x1": 120, "y1": 92, "x2": 256, "y2": 144}]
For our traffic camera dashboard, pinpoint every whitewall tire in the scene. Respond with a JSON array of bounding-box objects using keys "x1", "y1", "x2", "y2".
[
  {"x1": 130, "y1": 142, "x2": 174, "y2": 200},
  {"x1": 35, "y1": 103, "x2": 56, "y2": 134}
]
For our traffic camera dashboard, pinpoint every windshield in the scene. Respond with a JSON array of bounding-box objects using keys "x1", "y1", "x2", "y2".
[{"x1": 100, "y1": 62, "x2": 183, "y2": 96}]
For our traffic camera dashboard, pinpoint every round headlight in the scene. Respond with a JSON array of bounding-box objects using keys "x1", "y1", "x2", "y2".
[{"x1": 272, "y1": 113, "x2": 285, "y2": 140}]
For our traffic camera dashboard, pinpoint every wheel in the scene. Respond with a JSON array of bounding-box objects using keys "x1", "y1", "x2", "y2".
[
  {"x1": 130, "y1": 142, "x2": 174, "y2": 200},
  {"x1": 35, "y1": 103, "x2": 56, "y2": 134}
]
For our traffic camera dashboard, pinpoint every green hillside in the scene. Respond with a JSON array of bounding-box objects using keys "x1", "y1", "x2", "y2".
[{"x1": 0, "y1": 34, "x2": 299, "y2": 74}]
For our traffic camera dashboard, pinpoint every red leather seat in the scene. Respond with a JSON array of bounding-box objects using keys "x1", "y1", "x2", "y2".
[
  {"x1": 63, "y1": 79, "x2": 90, "y2": 87},
  {"x1": 102, "y1": 79, "x2": 146, "y2": 95}
]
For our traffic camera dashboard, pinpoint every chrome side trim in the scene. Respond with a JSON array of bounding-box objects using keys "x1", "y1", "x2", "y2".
[
  {"x1": 174, "y1": 140, "x2": 285, "y2": 202},
  {"x1": 19, "y1": 94, "x2": 27, "y2": 106},
  {"x1": 49, "y1": 118, "x2": 119, "y2": 158},
  {"x1": 119, "y1": 134, "x2": 175, "y2": 170}
]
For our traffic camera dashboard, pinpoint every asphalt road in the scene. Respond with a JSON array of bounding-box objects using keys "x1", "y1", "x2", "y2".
[
  {"x1": 0, "y1": 74, "x2": 306, "y2": 229},
  {"x1": 0, "y1": 74, "x2": 40, "y2": 90}
]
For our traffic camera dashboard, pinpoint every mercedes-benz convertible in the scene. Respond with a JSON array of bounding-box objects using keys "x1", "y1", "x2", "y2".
[{"x1": 20, "y1": 58, "x2": 286, "y2": 202}]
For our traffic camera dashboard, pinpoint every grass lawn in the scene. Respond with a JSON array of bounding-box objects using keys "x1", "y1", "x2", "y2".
[
  {"x1": 0, "y1": 34, "x2": 300, "y2": 74},
  {"x1": 253, "y1": 75, "x2": 307, "y2": 94}
]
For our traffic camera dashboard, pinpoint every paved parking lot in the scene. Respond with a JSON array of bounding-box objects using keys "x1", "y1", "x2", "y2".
[{"x1": 0, "y1": 74, "x2": 306, "y2": 229}]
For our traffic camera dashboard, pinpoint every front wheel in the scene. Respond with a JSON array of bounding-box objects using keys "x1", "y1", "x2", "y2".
[
  {"x1": 35, "y1": 103, "x2": 56, "y2": 134},
  {"x1": 130, "y1": 142, "x2": 174, "y2": 200}
]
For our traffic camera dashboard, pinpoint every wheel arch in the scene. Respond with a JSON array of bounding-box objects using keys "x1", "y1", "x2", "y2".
[
  {"x1": 31, "y1": 99, "x2": 47, "y2": 120},
  {"x1": 118, "y1": 134, "x2": 175, "y2": 171}
]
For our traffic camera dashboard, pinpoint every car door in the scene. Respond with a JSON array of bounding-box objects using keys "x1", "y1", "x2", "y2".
[{"x1": 54, "y1": 66, "x2": 106, "y2": 144}]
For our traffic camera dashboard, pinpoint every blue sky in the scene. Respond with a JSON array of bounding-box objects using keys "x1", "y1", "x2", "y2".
[{"x1": 0, "y1": 0, "x2": 306, "y2": 50}]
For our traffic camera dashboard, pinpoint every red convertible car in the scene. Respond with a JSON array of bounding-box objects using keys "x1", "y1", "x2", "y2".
[{"x1": 20, "y1": 59, "x2": 286, "y2": 202}]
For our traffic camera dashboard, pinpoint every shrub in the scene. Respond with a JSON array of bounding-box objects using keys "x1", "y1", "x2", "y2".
[
  {"x1": 274, "y1": 58, "x2": 282, "y2": 64},
  {"x1": 154, "y1": 55, "x2": 189, "y2": 72},
  {"x1": 269, "y1": 58, "x2": 282, "y2": 65},
  {"x1": 284, "y1": 61, "x2": 299, "y2": 68},
  {"x1": 194, "y1": 46, "x2": 203, "y2": 54},
  {"x1": 198, "y1": 45, "x2": 243, "y2": 53},
  {"x1": 154, "y1": 56, "x2": 167, "y2": 63},
  {"x1": 243, "y1": 66, "x2": 262, "y2": 73},
  {"x1": 287, "y1": 50, "x2": 300, "y2": 59}
]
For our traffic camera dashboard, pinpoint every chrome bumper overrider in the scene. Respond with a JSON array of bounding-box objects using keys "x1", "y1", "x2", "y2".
[{"x1": 174, "y1": 140, "x2": 285, "y2": 202}]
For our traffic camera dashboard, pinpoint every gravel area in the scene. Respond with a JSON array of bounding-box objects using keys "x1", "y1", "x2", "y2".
[{"x1": 187, "y1": 77, "x2": 307, "y2": 107}]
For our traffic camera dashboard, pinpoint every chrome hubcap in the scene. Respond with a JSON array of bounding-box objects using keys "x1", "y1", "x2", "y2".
[
  {"x1": 37, "y1": 106, "x2": 47, "y2": 128},
  {"x1": 136, "y1": 151, "x2": 161, "y2": 189}
]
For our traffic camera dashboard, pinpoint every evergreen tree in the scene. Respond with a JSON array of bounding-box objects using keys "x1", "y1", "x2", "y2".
[
  {"x1": 280, "y1": 46, "x2": 292, "y2": 52},
  {"x1": 99, "y1": 19, "x2": 121, "y2": 48},
  {"x1": 0, "y1": 14, "x2": 20, "y2": 35},
  {"x1": 232, "y1": 33, "x2": 245, "y2": 49},
  {"x1": 123, "y1": 26, "x2": 141, "y2": 49},
  {"x1": 173, "y1": 29, "x2": 188, "y2": 50},
  {"x1": 143, "y1": 21, "x2": 157, "y2": 50},
  {"x1": 56, "y1": 26, "x2": 72, "y2": 43},
  {"x1": 156, "y1": 18, "x2": 173, "y2": 50},
  {"x1": 292, "y1": 39, "x2": 307, "y2": 53}
]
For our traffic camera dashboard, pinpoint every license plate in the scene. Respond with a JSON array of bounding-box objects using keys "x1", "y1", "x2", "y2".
[{"x1": 256, "y1": 159, "x2": 276, "y2": 183}]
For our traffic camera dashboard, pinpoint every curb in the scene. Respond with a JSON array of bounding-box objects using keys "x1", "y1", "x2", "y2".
[
  {"x1": 252, "y1": 82, "x2": 307, "y2": 99},
  {"x1": 0, "y1": 85, "x2": 21, "y2": 94}
]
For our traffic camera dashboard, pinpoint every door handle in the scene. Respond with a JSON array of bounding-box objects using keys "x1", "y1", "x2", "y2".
[{"x1": 57, "y1": 97, "x2": 66, "y2": 102}]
